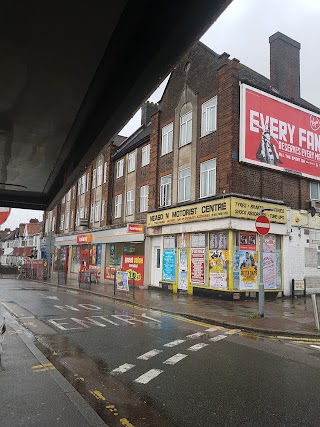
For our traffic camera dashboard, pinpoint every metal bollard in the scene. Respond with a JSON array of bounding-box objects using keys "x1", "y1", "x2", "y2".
[{"x1": 311, "y1": 294, "x2": 320, "y2": 330}]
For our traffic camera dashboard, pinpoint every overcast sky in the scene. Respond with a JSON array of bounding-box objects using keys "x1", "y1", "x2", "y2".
[{"x1": 2, "y1": 0, "x2": 319, "y2": 231}]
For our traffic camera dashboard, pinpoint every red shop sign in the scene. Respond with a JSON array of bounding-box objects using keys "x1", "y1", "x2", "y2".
[{"x1": 122, "y1": 255, "x2": 144, "y2": 286}]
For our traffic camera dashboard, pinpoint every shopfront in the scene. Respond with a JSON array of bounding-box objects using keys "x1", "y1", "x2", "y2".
[
  {"x1": 54, "y1": 224, "x2": 145, "y2": 285},
  {"x1": 146, "y1": 197, "x2": 287, "y2": 296}
]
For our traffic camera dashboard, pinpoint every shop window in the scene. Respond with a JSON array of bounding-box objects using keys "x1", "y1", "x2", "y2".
[
  {"x1": 161, "y1": 122, "x2": 173, "y2": 155},
  {"x1": 126, "y1": 190, "x2": 134, "y2": 215},
  {"x1": 200, "y1": 158, "x2": 216, "y2": 198},
  {"x1": 201, "y1": 96, "x2": 217, "y2": 137},
  {"x1": 160, "y1": 174, "x2": 171, "y2": 207},
  {"x1": 116, "y1": 159, "x2": 124, "y2": 178},
  {"x1": 310, "y1": 182, "x2": 320, "y2": 200},
  {"x1": 115, "y1": 194, "x2": 122, "y2": 218},
  {"x1": 178, "y1": 167, "x2": 190, "y2": 202},
  {"x1": 128, "y1": 152, "x2": 136, "y2": 173},
  {"x1": 140, "y1": 185, "x2": 149, "y2": 212},
  {"x1": 179, "y1": 111, "x2": 192, "y2": 147}
]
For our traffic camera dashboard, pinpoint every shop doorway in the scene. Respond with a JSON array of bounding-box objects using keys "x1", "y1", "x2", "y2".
[
  {"x1": 151, "y1": 246, "x2": 161, "y2": 286},
  {"x1": 80, "y1": 250, "x2": 90, "y2": 270}
]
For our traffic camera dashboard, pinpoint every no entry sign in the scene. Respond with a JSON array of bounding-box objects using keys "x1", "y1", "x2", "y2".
[
  {"x1": 0, "y1": 208, "x2": 11, "y2": 225},
  {"x1": 255, "y1": 215, "x2": 270, "y2": 235}
]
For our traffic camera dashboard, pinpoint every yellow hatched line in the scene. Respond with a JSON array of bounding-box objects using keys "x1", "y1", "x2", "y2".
[{"x1": 32, "y1": 362, "x2": 55, "y2": 372}]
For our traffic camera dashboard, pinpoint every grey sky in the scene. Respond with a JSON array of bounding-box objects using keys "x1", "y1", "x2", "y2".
[{"x1": 4, "y1": 0, "x2": 319, "y2": 231}]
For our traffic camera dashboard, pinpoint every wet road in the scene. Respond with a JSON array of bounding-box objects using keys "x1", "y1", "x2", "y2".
[{"x1": 1, "y1": 281, "x2": 320, "y2": 427}]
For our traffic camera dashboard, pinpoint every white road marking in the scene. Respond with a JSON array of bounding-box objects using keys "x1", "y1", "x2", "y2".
[
  {"x1": 40, "y1": 294, "x2": 59, "y2": 300},
  {"x1": 187, "y1": 343, "x2": 209, "y2": 351},
  {"x1": 141, "y1": 313, "x2": 162, "y2": 323},
  {"x1": 225, "y1": 329, "x2": 241, "y2": 335},
  {"x1": 205, "y1": 327, "x2": 218, "y2": 332},
  {"x1": 91, "y1": 315, "x2": 119, "y2": 326},
  {"x1": 163, "y1": 354, "x2": 187, "y2": 365},
  {"x1": 137, "y1": 349, "x2": 163, "y2": 360},
  {"x1": 186, "y1": 332, "x2": 205, "y2": 338},
  {"x1": 163, "y1": 339, "x2": 185, "y2": 347},
  {"x1": 310, "y1": 345, "x2": 320, "y2": 350},
  {"x1": 134, "y1": 369, "x2": 163, "y2": 384},
  {"x1": 110, "y1": 363, "x2": 135, "y2": 375},
  {"x1": 209, "y1": 335, "x2": 228, "y2": 342}
]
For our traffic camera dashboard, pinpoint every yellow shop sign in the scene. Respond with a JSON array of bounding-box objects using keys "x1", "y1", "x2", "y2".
[
  {"x1": 230, "y1": 197, "x2": 286, "y2": 224},
  {"x1": 147, "y1": 199, "x2": 230, "y2": 227}
]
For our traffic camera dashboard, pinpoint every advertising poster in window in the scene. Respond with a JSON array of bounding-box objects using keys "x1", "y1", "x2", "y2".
[
  {"x1": 122, "y1": 255, "x2": 144, "y2": 286},
  {"x1": 239, "y1": 232, "x2": 256, "y2": 251},
  {"x1": 76, "y1": 246, "x2": 81, "y2": 264},
  {"x1": 178, "y1": 249, "x2": 188, "y2": 290},
  {"x1": 239, "y1": 250, "x2": 258, "y2": 290},
  {"x1": 179, "y1": 271, "x2": 188, "y2": 291},
  {"x1": 209, "y1": 250, "x2": 228, "y2": 289},
  {"x1": 263, "y1": 234, "x2": 277, "y2": 290},
  {"x1": 209, "y1": 232, "x2": 228, "y2": 250},
  {"x1": 191, "y1": 248, "x2": 205, "y2": 285},
  {"x1": 91, "y1": 245, "x2": 97, "y2": 265},
  {"x1": 162, "y1": 249, "x2": 176, "y2": 282}
]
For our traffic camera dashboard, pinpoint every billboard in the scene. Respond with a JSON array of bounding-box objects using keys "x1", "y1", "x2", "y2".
[{"x1": 239, "y1": 83, "x2": 320, "y2": 180}]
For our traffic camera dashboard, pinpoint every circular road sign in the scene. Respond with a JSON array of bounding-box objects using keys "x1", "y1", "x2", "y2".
[
  {"x1": 255, "y1": 215, "x2": 270, "y2": 235},
  {"x1": 0, "y1": 208, "x2": 11, "y2": 225}
]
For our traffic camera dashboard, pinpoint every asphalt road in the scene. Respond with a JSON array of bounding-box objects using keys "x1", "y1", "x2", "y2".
[{"x1": 1, "y1": 280, "x2": 320, "y2": 427}]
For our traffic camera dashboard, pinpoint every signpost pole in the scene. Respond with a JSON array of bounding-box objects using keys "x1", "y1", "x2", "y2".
[
  {"x1": 255, "y1": 209, "x2": 273, "y2": 318},
  {"x1": 258, "y1": 232, "x2": 265, "y2": 318}
]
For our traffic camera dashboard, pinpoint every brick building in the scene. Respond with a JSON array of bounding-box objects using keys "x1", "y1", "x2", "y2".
[{"x1": 45, "y1": 32, "x2": 320, "y2": 296}]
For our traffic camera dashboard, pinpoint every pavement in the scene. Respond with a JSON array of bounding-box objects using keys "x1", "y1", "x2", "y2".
[{"x1": 49, "y1": 276, "x2": 320, "y2": 338}]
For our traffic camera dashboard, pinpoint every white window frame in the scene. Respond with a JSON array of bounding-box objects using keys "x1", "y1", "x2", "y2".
[
  {"x1": 52, "y1": 217, "x2": 55, "y2": 232},
  {"x1": 128, "y1": 152, "x2": 136, "y2": 173},
  {"x1": 62, "y1": 195, "x2": 65, "y2": 204},
  {"x1": 78, "y1": 178, "x2": 81, "y2": 196},
  {"x1": 80, "y1": 207, "x2": 85, "y2": 220},
  {"x1": 60, "y1": 214, "x2": 64, "y2": 231},
  {"x1": 126, "y1": 190, "x2": 134, "y2": 215},
  {"x1": 86, "y1": 173, "x2": 89, "y2": 192},
  {"x1": 310, "y1": 182, "x2": 320, "y2": 200},
  {"x1": 97, "y1": 162, "x2": 103, "y2": 186},
  {"x1": 72, "y1": 186, "x2": 75, "y2": 200},
  {"x1": 90, "y1": 203, "x2": 94, "y2": 223},
  {"x1": 65, "y1": 212, "x2": 70, "y2": 230},
  {"x1": 161, "y1": 122, "x2": 173, "y2": 155},
  {"x1": 179, "y1": 111, "x2": 192, "y2": 147},
  {"x1": 201, "y1": 96, "x2": 217, "y2": 137},
  {"x1": 116, "y1": 159, "x2": 124, "y2": 178},
  {"x1": 103, "y1": 162, "x2": 107, "y2": 183},
  {"x1": 141, "y1": 144, "x2": 150, "y2": 167},
  {"x1": 67, "y1": 189, "x2": 71, "y2": 202},
  {"x1": 115, "y1": 194, "x2": 122, "y2": 218},
  {"x1": 76, "y1": 211, "x2": 80, "y2": 227},
  {"x1": 101, "y1": 200, "x2": 105, "y2": 221},
  {"x1": 92, "y1": 169, "x2": 97, "y2": 189},
  {"x1": 140, "y1": 185, "x2": 149, "y2": 212},
  {"x1": 81, "y1": 174, "x2": 86, "y2": 194},
  {"x1": 71, "y1": 211, "x2": 74, "y2": 228},
  {"x1": 200, "y1": 158, "x2": 217, "y2": 198},
  {"x1": 178, "y1": 167, "x2": 191, "y2": 202},
  {"x1": 95, "y1": 201, "x2": 101, "y2": 222},
  {"x1": 160, "y1": 175, "x2": 172, "y2": 207}
]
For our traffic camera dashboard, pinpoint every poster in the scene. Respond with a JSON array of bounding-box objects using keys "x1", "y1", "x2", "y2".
[
  {"x1": 239, "y1": 250, "x2": 258, "y2": 290},
  {"x1": 191, "y1": 248, "x2": 205, "y2": 285},
  {"x1": 122, "y1": 255, "x2": 144, "y2": 286},
  {"x1": 209, "y1": 232, "x2": 228, "y2": 250},
  {"x1": 240, "y1": 83, "x2": 320, "y2": 180},
  {"x1": 209, "y1": 250, "x2": 228, "y2": 289},
  {"x1": 91, "y1": 245, "x2": 97, "y2": 265},
  {"x1": 179, "y1": 271, "x2": 188, "y2": 291},
  {"x1": 116, "y1": 271, "x2": 129, "y2": 291},
  {"x1": 263, "y1": 252, "x2": 277, "y2": 289},
  {"x1": 179, "y1": 249, "x2": 188, "y2": 271},
  {"x1": 239, "y1": 232, "x2": 256, "y2": 251},
  {"x1": 76, "y1": 246, "x2": 81, "y2": 264},
  {"x1": 162, "y1": 249, "x2": 176, "y2": 282},
  {"x1": 96, "y1": 244, "x2": 102, "y2": 265}
]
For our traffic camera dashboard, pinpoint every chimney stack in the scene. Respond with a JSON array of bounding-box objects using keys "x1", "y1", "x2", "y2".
[
  {"x1": 269, "y1": 32, "x2": 301, "y2": 100},
  {"x1": 141, "y1": 102, "x2": 158, "y2": 126}
]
